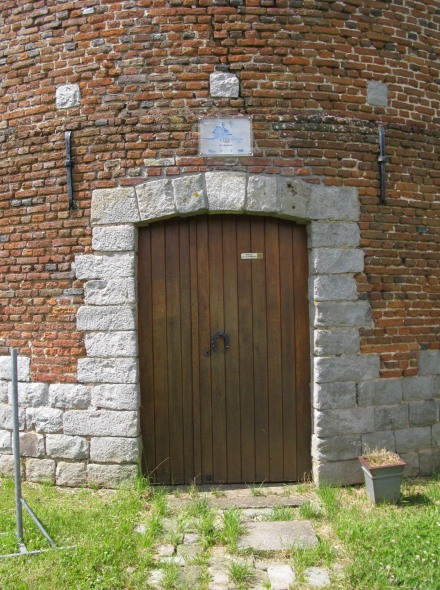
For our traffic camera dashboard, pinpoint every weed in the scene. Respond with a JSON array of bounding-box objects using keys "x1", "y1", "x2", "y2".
[
  {"x1": 161, "y1": 562, "x2": 181, "y2": 589},
  {"x1": 316, "y1": 484, "x2": 339, "y2": 519},
  {"x1": 220, "y1": 509, "x2": 243, "y2": 550},
  {"x1": 229, "y1": 561, "x2": 254, "y2": 588},
  {"x1": 264, "y1": 506, "x2": 295, "y2": 521},
  {"x1": 247, "y1": 482, "x2": 266, "y2": 496},
  {"x1": 298, "y1": 501, "x2": 324, "y2": 520}
]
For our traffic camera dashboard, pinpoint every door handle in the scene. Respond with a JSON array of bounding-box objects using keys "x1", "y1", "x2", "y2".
[{"x1": 204, "y1": 331, "x2": 229, "y2": 356}]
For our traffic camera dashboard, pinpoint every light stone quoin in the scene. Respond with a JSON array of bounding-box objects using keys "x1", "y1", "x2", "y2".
[{"x1": 0, "y1": 173, "x2": 438, "y2": 487}]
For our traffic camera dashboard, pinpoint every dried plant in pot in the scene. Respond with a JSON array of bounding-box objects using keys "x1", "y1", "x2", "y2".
[{"x1": 358, "y1": 447, "x2": 406, "y2": 504}]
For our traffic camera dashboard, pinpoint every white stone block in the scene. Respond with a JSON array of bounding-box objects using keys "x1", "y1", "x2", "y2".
[
  {"x1": 419, "y1": 350, "x2": 440, "y2": 375},
  {"x1": 0, "y1": 381, "x2": 8, "y2": 403},
  {"x1": 85, "y1": 278, "x2": 136, "y2": 306},
  {"x1": 278, "y1": 177, "x2": 311, "y2": 219},
  {"x1": 92, "y1": 225, "x2": 136, "y2": 252},
  {"x1": 77, "y1": 358, "x2": 138, "y2": 384},
  {"x1": 77, "y1": 306, "x2": 136, "y2": 332},
  {"x1": 64, "y1": 410, "x2": 139, "y2": 437},
  {"x1": 375, "y1": 405, "x2": 408, "y2": 430},
  {"x1": 0, "y1": 356, "x2": 31, "y2": 382},
  {"x1": 313, "y1": 459, "x2": 364, "y2": 485},
  {"x1": 314, "y1": 329, "x2": 360, "y2": 356},
  {"x1": 358, "y1": 379, "x2": 402, "y2": 406},
  {"x1": 136, "y1": 179, "x2": 175, "y2": 221},
  {"x1": 19, "y1": 432, "x2": 45, "y2": 457},
  {"x1": 26, "y1": 458, "x2": 56, "y2": 483},
  {"x1": 309, "y1": 222, "x2": 360, "y2": 248},
  {"x1": 311, "y1": 248, "x2": 364, "y2": 274},
  {"x1": 315, "y1": 301, "x2": 371, "y2": 327},
  {"x1": 409, "y1": 400, "x2": 437, "y2": 426},
  {"x1": 74, "y1": 253, "x2": 135, "y2": 280},
  {"x1": 314, "y1": 407, "x2": 374, "y2": 437},
  {"x1": 313, "y1": 381, "x2": 357, "y2": 410},
  {"x1": 56, "y1": 462, "x2": 87, "y2": 487},
  {"x1": 205, "y1": 171, "x2": 246, "y2": 211},
  {"x1": 0, "y1": 404, "x2": 26, "y2": 430},
  {"x1": 209, "y1": 71, "x2": 239, "y2": 97},
  {"x1": 311, "y1": 275, "x2": 358, "y2": 301},
  {"x1": 0, "y1": 430, "x2": 11, "y2": 452},
  {"x1": 367, "y1": 80, "x2": 388, "y2": 107},
  {"x1": 395, "y1": 427, "x2": 432, "y2": 453},
  {"x1": 172, "y1": 174, "x2": 207, "y2": 214},
  {"x1": 91, "y1": 187, "x2": 140, "y2": 225},
  {"x1": 312, "y1": 434, "x2": 362, "y2": 461},
  {"x1": 46, "y1": 434, "x2": 89, "y2": 460},
  {"x1": 246, "y1": 175, "x2": 278, "y2": 213},
  {"x1": 49, "y1": 383, "x2": 92, "y2": 409},
  {"x1": 0, "y1": 455, "x2": 14, "y2": 476},
  {"x1": 402, "y1": 376, "x2": 434, "y2": 401},
  {"x1": 362, "y1": 431, "x2": 396, "y2": 454},
  {"x1": 314, "y1": 355, "x2": 380, "y2": 383},
  {"x1": 7, "y1": 382, "x2": 48, "y2": 407},
  {"x1": 307, "y1": 185, "x2": 360, "y2": 221},
  {"x1": 87, "y1": 463, "x2": 137, "y2": 488},
  {"x1": 85, "y1": 331, "x2": 137, "y2": 358},
  {"x1": 26, "y1": 407, "x2": 63, "y2": 433},
  {"x1": 91, "y1": 384, "x2": 139, "y2": 410},
  {"x1": 56, "y1": 84, "x2": 80, "y2": 109},
  {"x1": 90, "y1": 436, "x2": 139, "y2": 463}
]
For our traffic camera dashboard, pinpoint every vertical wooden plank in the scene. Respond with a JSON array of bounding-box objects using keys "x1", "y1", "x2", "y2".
[
  {"x1": 165, "y1": 221, "x2": 185, "y2": 484},
  {"x1": 279, "y1": 221, "x2": 297, "y2": 480},
  {"x1": 293, "y1": 224, "x2": 312, "y2": 478},
  {"x1": 264, "y1": 219, "x2": 284, "y2": 481},
  {"x1": 222, "y1": 217, "x2": 241, "y2": 482},
  {"x1": 178, "y1": 220, "x2": 194, "y2": 484},
  {"x1": 236, "y1": 217, "x2": 255, "y2": 482},
  {"x1": 150, "y1": 222, "x2": 170, "y2": 483},
  {"x1": 189, "y1": 218, "x2": 202, "y2": 484},
  {"x1": 138, "y1": 228, "x2": 156, "y2": 478},
  {"x1": 209, "y1": 217, "x2": 228, "y2": 483},
  {"x1": 197, "y1": 217, "x2": 214, "y2": 484},
  {"x1": 251, "y1": 218, "x2": 269, "y2": 482}
]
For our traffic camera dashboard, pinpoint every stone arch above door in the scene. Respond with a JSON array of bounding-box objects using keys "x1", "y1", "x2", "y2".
[
  {"x1": 89, "y1": 172, "x2": 360, "y2": 225},
  {"x1": 74, "y1": 172, "x2": 378, "y2": 486}
]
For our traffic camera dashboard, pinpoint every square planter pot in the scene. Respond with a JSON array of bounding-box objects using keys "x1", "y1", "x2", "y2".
[{"x1": 358, "y1": 456, "x2": 406, "y2": 504}]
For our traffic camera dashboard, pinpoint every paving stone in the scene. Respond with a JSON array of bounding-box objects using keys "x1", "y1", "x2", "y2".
[
  {"x1": 180, "y1": 565, "x2": 202, "y2": 586},
  {"x1": 169, "y1": 493, "x2": 303, "y2": 511},
  {"x1": 162, "y1": 517, "x2": 178, "y2": 532},
  {"x1": 267, "y1": 564, "x2": 295, "y2": 590},
  {"x1": 158, "y1": 555, "x2": 185, "y2": 566},
  {"x1": 238, "y1": 520, "x2": 318, "y2": 551},
  {"x1": 241, "y1": 508, "x2": 273, "y2": 521},
  {"x1": 156, "y1": 544, "x2": 175, "y2": 557},
  {"x1": 304, "y1": 566, "x2": 331, "y2": 588},
  {"x1": 183, "y1": 532, "x2": 200, "y2": 544},
  {"x1": 147, "y1": 569, "x2": 164, "y2": 587},
  {"x1": 176, "y1": 544, "x2": 203, "y2": 560},
  {"x1": 134, "y1": 523, "x2": 146, "y2": 534}
]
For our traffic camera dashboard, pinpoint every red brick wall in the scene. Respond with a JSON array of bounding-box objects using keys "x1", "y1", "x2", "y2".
[{"x1": 1, "y1": 0, "x2": 439, "y2": 381}]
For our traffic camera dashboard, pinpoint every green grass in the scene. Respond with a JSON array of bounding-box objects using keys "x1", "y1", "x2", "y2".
[
  {"x1": 317, "y1": 475, "x2": 440, "y2": 590},
  {"x1": 0, "y1": 474, "x2": 439, "y2": 590}
]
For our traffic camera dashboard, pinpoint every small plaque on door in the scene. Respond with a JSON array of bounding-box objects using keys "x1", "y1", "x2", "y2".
[{"x1": 241, "y1": 253, "x2": 263, "y2": 260}]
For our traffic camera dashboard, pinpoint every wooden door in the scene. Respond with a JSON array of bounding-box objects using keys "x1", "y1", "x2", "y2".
[{"x1": 138, "y1": 215, "x2": 311, "y2": 485}]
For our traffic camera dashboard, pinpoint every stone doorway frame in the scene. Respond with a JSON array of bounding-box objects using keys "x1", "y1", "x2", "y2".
[{"x1": 75, "y1": 171, "x2": 377, "y2": 484}]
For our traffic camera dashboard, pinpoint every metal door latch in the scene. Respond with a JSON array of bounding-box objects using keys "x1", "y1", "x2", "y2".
[{"x1": 204, "y1": 331, "x2": 229, "y2": 356}]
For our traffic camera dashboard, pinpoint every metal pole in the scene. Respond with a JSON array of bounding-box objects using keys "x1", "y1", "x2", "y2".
[
  {"x1": 378, "y1": 126, "x2": 386, "y2": 205},
  {"x1": 10, "y1": 349, "x2": 24, "y2": 546},
  {"x1": 65, "y1": 130, "x2": 76, "y2": 210}
]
